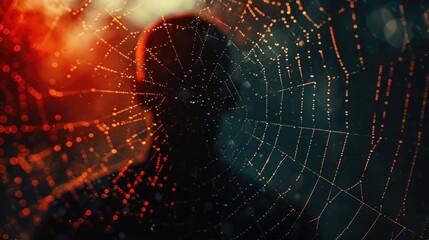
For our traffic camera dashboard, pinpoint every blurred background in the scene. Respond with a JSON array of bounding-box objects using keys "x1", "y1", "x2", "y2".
[{"x1": 0, "y1": 0, "x2": 428, "y2": 239}]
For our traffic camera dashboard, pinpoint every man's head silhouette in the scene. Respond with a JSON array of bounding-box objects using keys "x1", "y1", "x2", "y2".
[{"x1": 136, "y1": 15, "x2": 236, "y2": 140}]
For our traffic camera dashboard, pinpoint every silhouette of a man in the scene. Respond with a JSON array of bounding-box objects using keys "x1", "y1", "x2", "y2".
[{"x1": 129, "y1": 16, "x2": 314, "y2": 239}]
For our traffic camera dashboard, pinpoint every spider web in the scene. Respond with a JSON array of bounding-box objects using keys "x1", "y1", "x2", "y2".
[{"x1": 0, "y1": 0, "x2": 429, "y2": 239}]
